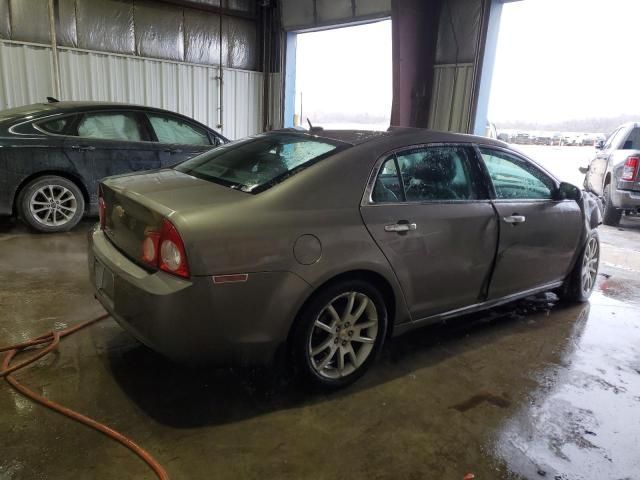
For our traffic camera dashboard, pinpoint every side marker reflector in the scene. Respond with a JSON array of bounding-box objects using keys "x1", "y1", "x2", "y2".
[{"x1": 212, "y1": 274, "x2": 249, "y2": 284}]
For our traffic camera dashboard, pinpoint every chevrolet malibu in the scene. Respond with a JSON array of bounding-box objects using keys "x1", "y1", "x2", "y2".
[{"x1": 89, "y1": 128, "x2": 602, "y2": 389}]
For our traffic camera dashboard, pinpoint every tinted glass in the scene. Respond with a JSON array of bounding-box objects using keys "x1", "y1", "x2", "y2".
[
  {"x1": 622, "y1": 128, "x2": 640, "y2": 149},
  {"x1": 77, "y1": 113, "x2": 143, "y2": 141},
  {"x1": 175, "y1": 134, "x2": 344, "y2": 193},
  {"x1": 480, "y1": 148, "x2": 554, "y2": 200},
  {"x1": 148, "y1": 114, "x2": 210, "y2": 145},
  {"x1": 372, "y1": 158, "x2": 403, "y2": 203},
  {"x1": 394, "y1": 146, "x2": 477, "y2": 201},
  {"x1": 604, "y1": 128, "x2": 624, "y2": 150},
  {"x1": 39, "y1": 116, "x2": 74, "y2": 135}
]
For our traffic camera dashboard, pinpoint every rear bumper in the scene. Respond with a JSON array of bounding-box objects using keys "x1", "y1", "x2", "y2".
[
  {"x1": 612, "y1": 188, "x2": 640, "y2": 210},
  {"x1": 88, "y1": 227, "x2": 311, "y2": 366}
]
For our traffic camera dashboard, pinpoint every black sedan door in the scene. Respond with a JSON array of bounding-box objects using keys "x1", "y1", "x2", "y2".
[
  {"x1": 63, "y1": 111, "x2": 160, "y2": 206},
  {"x1": 144, "y1": 112, "x2": 217, "y2": 167},
  {"x1": 478, "y1": 147, "x2": 583, "y2": 299}
]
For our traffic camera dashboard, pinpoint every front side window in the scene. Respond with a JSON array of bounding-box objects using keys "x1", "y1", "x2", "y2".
[
  {"x1": 77, "y1": 113, "x2": 143, "y2": 141},
  {"x1": 480, "y1": 148, "x2": 554, "y2": 200},
  {"x1": 372, "y1": 145, "x2": 478, "y2": 203},
  {"x1": 175, "y1": 133, "x2": 344, "y2": 193},
  {"x1": 148, "y1": 114, "x2": 210, "y2": 145}
]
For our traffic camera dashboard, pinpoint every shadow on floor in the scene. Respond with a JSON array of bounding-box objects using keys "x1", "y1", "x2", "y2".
[{"x1": 106, "y1": 294, "x2": 586, "y2": 429}]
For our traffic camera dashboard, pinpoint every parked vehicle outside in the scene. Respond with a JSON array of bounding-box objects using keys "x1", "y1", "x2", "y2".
[
  {"x1": 584, "y1": 122, "x2": 640, "y2": 225},
  {"x1": 89, "y1": 128, "x2": 602, "y2": 390},
  {"x1": 0, "y1": 100, "x2": 227, "y2": 232}
]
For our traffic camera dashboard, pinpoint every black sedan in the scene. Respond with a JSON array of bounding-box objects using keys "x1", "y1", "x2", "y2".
[{"x1": 0, "y1": 100, "x2": 227, "y2": 232}]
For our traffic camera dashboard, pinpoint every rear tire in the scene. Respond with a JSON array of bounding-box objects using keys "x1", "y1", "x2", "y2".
[
  {"x1": 18, "y1": 176, "x2": 85, "y2": 233},
  {"x1": 561, "y1": 230, "x2": 600, "y2": 303},
  {"x1": 602, "y1": 182, "x2": 622, "y2": 226},
  {"x1": 290, "y1": 279, "x2": 388, "y2": 391}
]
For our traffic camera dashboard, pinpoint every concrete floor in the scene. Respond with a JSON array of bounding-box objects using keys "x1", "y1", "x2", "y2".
[{"x1": 1, "y1": 213, "x2": 640, "y2": 480}]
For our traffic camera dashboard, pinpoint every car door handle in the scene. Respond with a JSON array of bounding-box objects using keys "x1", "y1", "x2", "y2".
[
  {"x1": 164, "y1": 148, "x2": 183, "y2": 154},
  {"x1": 70, "y1": 145, "x2": 95, "y2": 151},
  {"x1": 384, "y1": 222, "x2": 417, "y2": 232},
  {"x1": 503, "y1": 215, "x2": 526, "y2": 224}
]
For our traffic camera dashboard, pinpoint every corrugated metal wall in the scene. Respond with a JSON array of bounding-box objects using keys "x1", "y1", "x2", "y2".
[
  {"x1": 281, "y1": 0, "x2": 391, "y2": 31},
  {"x1": 428, "y1": 63, "x2": 475, "y2": 132},
  {"x1": 0, "y1": 39, "x2": 263, "y2": 139}
]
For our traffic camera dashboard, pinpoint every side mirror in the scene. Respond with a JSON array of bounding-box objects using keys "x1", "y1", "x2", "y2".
[
  {"x1": 578, "y1": 166, "x2": 589, "y2": 174},
  {"x1": 595, "y1": 140, "x2": 605, "y2": 150},
  {"x1": 555, "y1": 182, "x2": 582, "y2": 201}
]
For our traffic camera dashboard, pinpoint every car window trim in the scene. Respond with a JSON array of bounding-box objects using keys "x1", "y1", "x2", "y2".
[
  {"x1": 362, "y1": 142, "x2": 489, "y2": 206},
  {"x1": 145, "y1": 111, "x2": 213, "y2": 146},
  {"x1": 31, "y1": 112, "x2": 80, "y2": 137},
  {"x1": 476, "y1": 144, "x2": 565, "y2": 202}
]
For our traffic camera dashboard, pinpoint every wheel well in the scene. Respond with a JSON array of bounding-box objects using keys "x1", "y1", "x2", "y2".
[
  {"x1": 604, "y1": 172, "x2": 611, "y2": 187},
  {"x1": 288, "y1": 270, "x2": 397, "y2": 344},
  {"x1": 12, "y1": 171, "x2": 90, "y2": 215}
]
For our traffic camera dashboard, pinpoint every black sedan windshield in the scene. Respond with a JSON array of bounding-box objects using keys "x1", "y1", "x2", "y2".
[{"x1": 175, "y1": 133, "x2": 347, "y2": 193}]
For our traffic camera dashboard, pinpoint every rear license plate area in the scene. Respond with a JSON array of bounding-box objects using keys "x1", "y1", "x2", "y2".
[{"x1": 94, "y1": 259, "x2": 115, "y2": 302}]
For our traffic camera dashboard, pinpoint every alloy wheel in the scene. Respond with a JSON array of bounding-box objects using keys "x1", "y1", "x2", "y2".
[
  {"x1": 581, "y1": 236, "x2": 599, "y2": 295},
  {"x1": 308, "y1": 291, "x2": 379, "y2": 379},
  {"x1": 29, "y1": 185, "x2": 78, "y2": 227}
]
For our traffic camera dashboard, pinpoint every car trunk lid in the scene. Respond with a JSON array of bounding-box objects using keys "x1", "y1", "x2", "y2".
[{"x1": 101, "y1": 169, "x2": 247, "y2": 265}]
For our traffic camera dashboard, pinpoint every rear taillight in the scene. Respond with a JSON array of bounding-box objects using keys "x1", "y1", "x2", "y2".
[
  {"x1": 98, "y1": 186, "x2": 106, "y2": 230},
  {"x1": 140, "y1": 219, "x2": 190, "y2": 278},
  {"x1": 622, "y1": 156, "x2": 639, "y2": 181}
]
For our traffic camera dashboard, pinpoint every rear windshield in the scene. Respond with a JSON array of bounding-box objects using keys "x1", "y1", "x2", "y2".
[
  {"x1": 0, "y1": 104, "x2": 54, "y2": 123},
  {"x1": 175, "y1": 133, "x2": 347, "y2": 193}
]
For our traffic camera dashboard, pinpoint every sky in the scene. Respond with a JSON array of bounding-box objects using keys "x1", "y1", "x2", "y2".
[
  {"x1": 295, "y1": 20, "x2": 392, "y2": 127},
  {"x1": 295, "y1": 0, "x2": 640, "y2": 128},
  {"x1": 488, "y1": 0, "x2": 640, "y2": 123}
]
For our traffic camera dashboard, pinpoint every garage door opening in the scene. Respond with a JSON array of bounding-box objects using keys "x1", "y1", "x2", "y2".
[{"x1": 293, "y1": 20, "x2": 392, "y2": 130}]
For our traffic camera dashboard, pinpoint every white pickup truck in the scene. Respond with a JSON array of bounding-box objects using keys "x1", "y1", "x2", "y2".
[{"x1": 583, "y1": 122, "x2": 640, "y2": 225}]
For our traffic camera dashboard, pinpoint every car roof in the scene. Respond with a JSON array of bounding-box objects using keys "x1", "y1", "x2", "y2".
[{"x1": 272, "y1": 127, "x2": 509, "y2": 149}]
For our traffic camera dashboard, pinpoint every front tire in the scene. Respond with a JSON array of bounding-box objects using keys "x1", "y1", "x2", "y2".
[
  {"x1": 291, "y1": 279, "x2": 388, "y2": 390},
  {"x1": 602, "y1": 182, "x2": 622, "y2": 226},
  {"x1": 562, "y1": 230, "x2": 600, "y2": 303},
  {"x1": 18, "y1": 176, "x2": 85, "y2": 233}
]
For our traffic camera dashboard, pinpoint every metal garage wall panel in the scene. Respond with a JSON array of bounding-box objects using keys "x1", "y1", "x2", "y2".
[
  {"x1": 316, "y1": 0, "x2": 353, "y2": 24},
  {"x1": 135, "y1": 0, "x2": 184, "y2": 61},
  {"x1": 184, "y1": 8, "x2": 223, "y2": 65},
  {"x1": 9, "y1": 0, "x2": 50, "y2": 44},
  {"x1": 76, "y1": 0, "x2": 135, "y2": 55},
  {"x1": 56, "y1": 0, "x2": 79, "y2": 47},
  {"x1": 0, "y1": 42, "x2": 54, "y2": 109},
  {"x1": 0, "y1": 0, "x2": 11, "y2": 39},
  {"x1": 269, "y1": 72, "x2": 282, "y2": 130},
  {"x1": 281, "y1": 0, "x2": 314, "y2": 31},
  {"x1": 355, "y1": 0, "x2": 391, "y2": 17},
  {"x1": 428, "y1": 64, "x2": 474, "y2": 132},
  {"x1": 224, "y1": 16, "x2": 258, "y2": 70},
  {"x1": 435, "y1": 0, "x2": 482, "y2": 64},
  {"x1": 223, "y1": 68, "x2": 262, "y2": 139}
]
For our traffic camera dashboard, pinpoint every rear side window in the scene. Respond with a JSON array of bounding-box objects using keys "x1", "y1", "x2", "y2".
[
  {"x1": 148, "y1": 114, "x2": 210, "y2": 145},
  {"x1": 372, "y1": 145, "x2": 479, "y2": 203},
  {"x1": 77, "y1": 113, "x2": 144, "y2": 141},
  {"x1": 480, "y1": 148, "x2": 554, "y2": 200},
  {"x1": 38, "y1": 116, "x2": 75, "y2": 135},
  {"x1": 622, "y1": 128, "x2": 640, "y2": 149}
]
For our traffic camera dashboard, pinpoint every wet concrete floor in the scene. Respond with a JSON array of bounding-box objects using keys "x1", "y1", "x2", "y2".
[{"x1": 1, "y1": 216, "x2": 639, "y2": 479}]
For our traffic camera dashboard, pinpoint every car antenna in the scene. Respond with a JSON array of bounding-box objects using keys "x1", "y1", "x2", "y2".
[
  {"x1": 46, "y1": 96, "x2": 59, "y2": 103},
  {"x1": 307, "y1": 118, "x2": 323, "y2": 133}
]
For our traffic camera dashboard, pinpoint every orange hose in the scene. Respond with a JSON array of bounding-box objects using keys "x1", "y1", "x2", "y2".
[{"x1": 1, "y1": 314, "x2": 170, "y2": 480}]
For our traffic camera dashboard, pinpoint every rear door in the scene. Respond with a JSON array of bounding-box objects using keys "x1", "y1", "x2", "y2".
[
  {"x1": 63, "y1": 110, "x2": 160, "y2": 207},
  {"x1": 478, "y1": 147, "x2": 583, "y2": 299},
  {"x1": 586, "y1": 126, "x2": 626, "y2": 194},
  {"x1": 145, "y1": 112, "x2": 217, "y2": 167},
  {"x1": 360, "y1": 144, "x2": 498, "y2": 320}
]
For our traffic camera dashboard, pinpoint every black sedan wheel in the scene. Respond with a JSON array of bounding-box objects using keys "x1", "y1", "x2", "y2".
[
  {"x1": 602, "y1": 183, "x2": 622, "y2": 226},
  {"x1": 291, "y1": 279, "x2": 388, "y2": 390},
  {"x1": 18, "y1": 176, "x2": 85, "y2": 233}
]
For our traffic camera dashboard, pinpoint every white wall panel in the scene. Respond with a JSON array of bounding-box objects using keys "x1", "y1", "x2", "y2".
[
  {"x1": 0, "y1": 42, "x2": 54, "y2": 109},
  {"x1": 428, "y1": 63, "x2": 475, "y2": 133},
  {"x1": 0, "y1": 40, "x2": 265, "y2": 140}
]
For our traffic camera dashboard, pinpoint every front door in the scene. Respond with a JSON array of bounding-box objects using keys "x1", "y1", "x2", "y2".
[
  {"x1": 478, "y1": 147, "x2": 583, "y2": 299},
  {"x1": 360, "y1": 145, "x2": 498, "y2": 320},
  {"x1": 144, "y1": 112, "x2": 216, "y2": 167}
]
